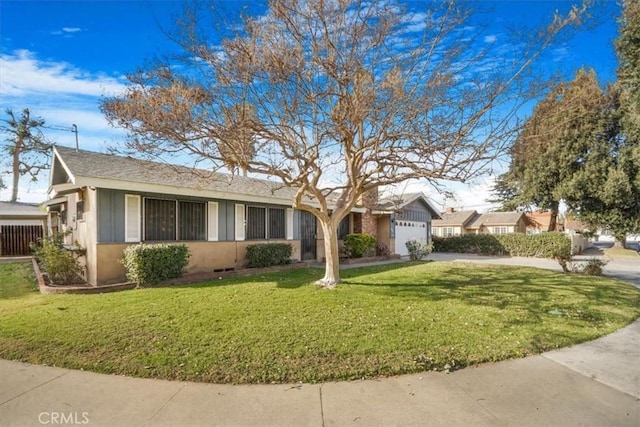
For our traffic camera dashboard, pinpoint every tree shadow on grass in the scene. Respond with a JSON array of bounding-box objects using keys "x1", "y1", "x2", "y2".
[
  {"x1": 342, "y1": 264, "x2": 640, "y2": 326},
  {"x1": 171, "y1": 261, "x2": 418, "y2": 290}
]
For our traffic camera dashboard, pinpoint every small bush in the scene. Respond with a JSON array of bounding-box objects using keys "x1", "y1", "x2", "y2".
[
  {"x1": 122, "y1": 243, "x2": 190, "y2": 286},
  {"x1": 246, "y1": 243, "x2": 293, "y2": 268},
  {"x1": 582, "y1": 258, "x2": 608, "y2": 276},
  {"x1": 343, "y1": 233, "x2": 376, "y2": 258},
  {"x1": 405, "y1": 240, "x2": 433, "y2": 261},
  {"x1": 376, "y1": 241, "x2": 390, "y2": 256},
  {"x1": 31, "y1": 231, "x2": 82, "y2": 284}
]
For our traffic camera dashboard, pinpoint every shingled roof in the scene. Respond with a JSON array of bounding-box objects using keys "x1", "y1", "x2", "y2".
[
  {"x1": 467, "y1": 211, "x2": 524, "y2": 229},
  {"x1": 432, "y1": 210, "x2": 478, "y2": 226},
  {"x1": 375, "y1": 192, "x2": 441, "y2": 218},
  {"x1": 0, "y1": 201, "x2": 46, "y2": 218},
  {"x1": 51, "y1": 145, "x2": 299, "y2": 202}
]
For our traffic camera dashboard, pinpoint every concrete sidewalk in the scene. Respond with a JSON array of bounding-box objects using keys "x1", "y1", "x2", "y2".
[
  {"x1": 2, "y1": 333, "x2": 639, "y2": 427},
  {"x1": 2, "y1": 254, "x2": 639, "y2": 426}
]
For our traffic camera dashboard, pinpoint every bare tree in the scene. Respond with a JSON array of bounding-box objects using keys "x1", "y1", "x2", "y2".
[
  {"x1": 1, "y1": 108, "x2": 52, "y2": 202},
  {"x1": 102, "y1": 0, "x2": 589, "y2": 288}
]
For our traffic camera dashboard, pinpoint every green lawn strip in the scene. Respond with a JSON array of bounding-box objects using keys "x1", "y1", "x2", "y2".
[
  {"x1": 603, "y1": 247, "x2": 640, "y2": 259},
  {"x1": 0, "y1": 262, "x2": 38, "y2": 299},
  {"x1": 0, "y1": 261, "x2": 638, "y2": 384}
]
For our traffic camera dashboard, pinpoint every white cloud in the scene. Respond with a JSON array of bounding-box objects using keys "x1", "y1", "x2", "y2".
[
  {"x1": 552, "y1": 46, "x2": 569, "y2": 62},
  {"x1": 62, "y1": 27, "x2": 82, "y2": 33},
  {"x1": 384, "y1": 176, "x2": 500, "y2": 213},
  {"x1": 0, "y1": 49, "x2": 129, "y2": 202},
  {"x1": 0, "y1": 49, "x2": 125, "y2": 97},
  {"x1": 484, "y1": 34, "x2": 497, "y2": 44}
]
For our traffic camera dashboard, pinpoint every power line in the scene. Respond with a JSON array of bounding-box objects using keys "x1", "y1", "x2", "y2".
[{"x1": 42, "y1": 124, "x2": 79, "y2": 151}]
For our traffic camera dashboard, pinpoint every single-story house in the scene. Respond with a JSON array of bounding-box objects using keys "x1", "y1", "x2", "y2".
[
  {"x1": 0, "y1": 201, "x2": 46, "y2": 256},
  {"x1": 431, "y1": 208, "x2": 478, "y2": 237},
  {"x1": 45, "y1": 145, "x2": 440, "y2": 286},
  {"x1": 432, "y1": 208, "x2": 527, "y2": 237},
  {"x1": 466, "y1": 211, "x2": 527, "y2": 235}
]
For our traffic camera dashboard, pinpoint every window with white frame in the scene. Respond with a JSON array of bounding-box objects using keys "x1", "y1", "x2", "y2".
[
  {"x1": 130, "y1": 197, "x2": 211, "y2": 242},
  {"x1": 179, "y1": 201, "x2": 206, "y2": 241},
  {"x1": 144, "y1": 198, "x2": 176, "y2": 241},
  {"x1": 268, "y1": 208, "x2": 285, "y2": 239},
  {"x1": 493, "y1": 226, "x2": 508, "y2": 235},
  {"x1": 246, "y1": 206, "x2": 286, "y2": 240},
  {"x1": 444, "y1": 227, "x2": 454, "y2": 237}
]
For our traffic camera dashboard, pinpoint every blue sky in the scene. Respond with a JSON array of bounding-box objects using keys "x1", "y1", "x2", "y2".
[{"x1": 0, "y1": 0, "x2": 623, "y2": 208}]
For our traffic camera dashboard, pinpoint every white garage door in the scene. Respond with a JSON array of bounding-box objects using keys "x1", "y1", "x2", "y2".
[{"x1": 395, "y1": 220, "x2": 428, "y2": 256}]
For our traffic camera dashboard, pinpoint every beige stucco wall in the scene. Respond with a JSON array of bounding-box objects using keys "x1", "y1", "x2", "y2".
[
  {"x1": 377, "y1": 215, "x2": 391, "y2": 250},
  {"x1": 94, "y1": 239, "x2": 302, "y2": 286}
]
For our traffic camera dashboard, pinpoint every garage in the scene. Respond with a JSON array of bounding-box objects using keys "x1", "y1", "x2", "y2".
[
  {"x1": 394, "y1": 220, "x2": 428, "y2": 256},
  {"x1": 0, "y1": 201, "x2": 46, "y2": 256}
]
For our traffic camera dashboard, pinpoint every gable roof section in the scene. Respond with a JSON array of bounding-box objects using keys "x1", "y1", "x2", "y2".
[
  {"x1": 50, "y1": 145, "x2": 300, "y2": 204},
  {"x1": 375, "y1": 192, "x2": 441, "y2": 219},
  {"x1": 467, "y1": 211, "x2": 524, "y2": 229},
  {"x1": 432, "y1": 210, "x2": 477, "y2": 227},
  {"x1": 0, "y1": 201, "x2": 47, "y2": 218}
]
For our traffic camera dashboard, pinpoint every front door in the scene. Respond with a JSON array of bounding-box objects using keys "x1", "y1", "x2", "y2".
[{"x1": 300, "y1": 211, "x2": 317, "y2": 261}]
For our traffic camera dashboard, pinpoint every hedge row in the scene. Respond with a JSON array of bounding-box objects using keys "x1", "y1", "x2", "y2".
[{"x1": 433, "y1": 232, "x2": 572, "y2": 271}]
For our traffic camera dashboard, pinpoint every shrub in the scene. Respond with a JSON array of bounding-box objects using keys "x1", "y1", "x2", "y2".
[
  {"x1": 376, "y1": 241, "x2": 390, "y2": 256},
  {"x1": 31, "y1": 231, "x2": 82, "y2": 284},
  {"x1": 405, "y1": 240, "x2": 433, "y2": 261},
  {"x1": 246, "y1": 243, "x2": 293, "y2": 268},
  {"x1": 343, "y1": 233, "x2": 376, "y2": 258},
  {"x1": 122, "y1": 243, "x2": 190, "y2": 286},
  {"x1": 582, "y1": 258, "x2": 608, "y2": 276}
]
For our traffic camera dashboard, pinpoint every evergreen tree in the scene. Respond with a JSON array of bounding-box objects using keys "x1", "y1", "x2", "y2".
[
  {"x1": 565, "y1": 1, "x2": 640, "y2": 246},
  {"x1": 493, "y1": 68, "x2": 607, "y2": 230}
]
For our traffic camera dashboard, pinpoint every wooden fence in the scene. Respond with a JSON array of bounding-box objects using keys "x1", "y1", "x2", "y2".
[{"x1": 0, "y1": 225, "x2": 43, "y2": 256}]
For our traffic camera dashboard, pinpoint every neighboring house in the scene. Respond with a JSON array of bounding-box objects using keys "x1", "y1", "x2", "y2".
[
  {"x1": 564, "y1": 219, "x2": 590, "y2": 234},
  {"x1": 431, "y1": 208, "x2": 478, "y2": 237},
  {"x1": 0, "y1": 201, "x2": 46, "y2": 256},
  {"x1": 466, "y1": 211, "x2": 527, "y2": 235},
  {"x1": 524, "y1": 211, "x2": 564, "y2": 234},
  {"x1": 372, "y1": 193, "x2": 441, "y2": 256},
  {"x1": 44, "y1": 146, "x2": 440, "y2": 286},
  {"x1": 432, "y1": 208, "x2": 527, "y2": 237}
]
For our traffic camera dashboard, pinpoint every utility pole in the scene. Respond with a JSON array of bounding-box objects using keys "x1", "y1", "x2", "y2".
[{"x1": 72, "y1": 124, "x2": 78, "y2": 151}]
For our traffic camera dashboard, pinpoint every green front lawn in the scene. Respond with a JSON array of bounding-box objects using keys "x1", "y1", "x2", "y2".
[
  {"x1": 1, "y1": 261, "x2": 638, "y2": 384},
  {"x1": 0, "y1": 262, "x2": 37, "y2": 299},
  {"x1": 604, "y1": 247, "x2": 640, "y2": 259}
]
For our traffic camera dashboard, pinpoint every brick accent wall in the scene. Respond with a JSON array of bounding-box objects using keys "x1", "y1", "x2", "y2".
[
  {"x1": 358, "y1": 188, "x2": 379, "y2": 238},
  {"x1": 362, "y1": 211, "x2": 378, "y2": 238}
]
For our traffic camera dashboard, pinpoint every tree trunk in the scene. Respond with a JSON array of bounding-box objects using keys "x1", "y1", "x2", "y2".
[
  {"x1": 10, "y1": 141, "x2": 22, "y2": 202},
  {"x1": 547, "y1": 201, "x2": 559, "y2": 232},
  {"x1": 613, "y1": 233, "x2": 627, "y2": 249},
  {"x1": 316, "y1": 218, "x2": 341, "y2": 289}
]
